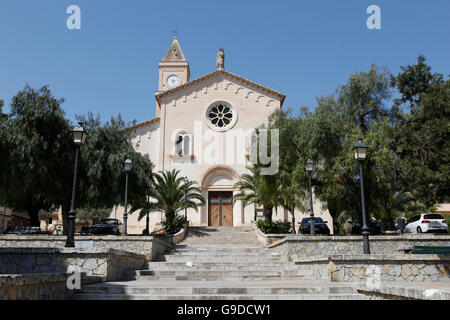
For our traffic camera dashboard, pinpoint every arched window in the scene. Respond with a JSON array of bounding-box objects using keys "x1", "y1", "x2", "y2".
[{"x1": 174, "y1": 130, "x2": 192, "y2": 156}]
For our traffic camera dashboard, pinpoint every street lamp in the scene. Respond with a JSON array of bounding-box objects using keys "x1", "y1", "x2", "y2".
[
  {"x1": 123, "y1": 159, "x2": 133, "y2": 236},
  {"x1": 353, "y1": 138, "x2": 370, "y2": 254},
  {"x1": 183, "y1": 177, "x2": 189, "y2": 222},
  {"x1": 66, "y1": 123, "x2": 87, "y2": 247},
  {"x1": 306, "y1": 159, "x2": 315, "y2": 235},
  {"x1": 144, "y1": 195, "x2": 150, "y2": 236},
  {"x1": 291, "y1": 207, "x2": 296, "y2": 234}
]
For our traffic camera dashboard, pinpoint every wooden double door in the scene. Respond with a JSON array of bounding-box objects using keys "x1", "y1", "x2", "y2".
[{"x1": 208, "y1": 191, "x2": 233, "y2": 226}]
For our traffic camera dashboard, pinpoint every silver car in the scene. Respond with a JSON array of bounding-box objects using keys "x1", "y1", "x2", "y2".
[{"x1": 405, "y1": 213, "x2": 448, "y2": 234}]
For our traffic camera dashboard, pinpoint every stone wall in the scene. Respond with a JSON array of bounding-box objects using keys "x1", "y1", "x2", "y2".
[
  {"x1": 356, "y1": 283, "x2": 450, "y2": 300},
  {"x1": 0, "y1": 274, "x2": 70, "y2": 300},
  {"x1": 173, "y1": 222, "x2": 189, "y2": 244},
  {"x1": 0, "y1": 235, "x2": 172, "y2": 261},
  {"x1": 254, "y1": 227, "x2": 286, "y2": 246},
  {"x1": 294, "y1": 255, "x2": 450, "y2": 283},
  {"x1": 0, "y1": 248, "x2": 146, "y2": 282},
  {"x1": 268, "y1": 234, "x2": 450, "y2": 259}
]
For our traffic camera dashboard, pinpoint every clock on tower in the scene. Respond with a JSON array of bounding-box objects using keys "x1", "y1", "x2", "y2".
[{"x1": 157, "y1": 37, "x2": 190, "y2": 92}]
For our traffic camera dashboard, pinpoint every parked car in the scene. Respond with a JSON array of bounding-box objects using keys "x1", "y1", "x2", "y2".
[
  {"x1": 5, "y1": 226, "x2": 43, "y2": 234},
  {"x1": 80, "y1": 218, "x2": 123, "y2": 235},
  {"x1": 344, "y1": 217, "x2": 382, "y2": 235},
  {"x1": 404, "y1": 214, "x2": 448, "y2": 234},
  {"x1": 299, "y1": 217, "x2": 330, "y2": 235}
]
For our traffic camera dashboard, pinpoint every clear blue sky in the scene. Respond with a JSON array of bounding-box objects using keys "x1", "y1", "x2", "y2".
[{"x1": 1, "y1": 0, "x2": 449, "y2": 124}]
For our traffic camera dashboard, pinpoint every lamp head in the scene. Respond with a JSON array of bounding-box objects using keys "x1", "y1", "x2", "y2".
[
  {"x1": 72, "y1": 122, "x2": 87, "y2": 145},
  {"x1": 305, "y1": 159, "x2": 314, "y2": 172},
  {"x1": 124, "y1": 159, "x2": 133, "y2": 172},
  {"x1": 353, "y1": 138, "x2": 369, "y2": 161}
]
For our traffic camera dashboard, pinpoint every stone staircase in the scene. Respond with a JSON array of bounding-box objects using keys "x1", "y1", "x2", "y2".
[{"x1": 72, "y1": 226, "x2": 366, "y2": 300}]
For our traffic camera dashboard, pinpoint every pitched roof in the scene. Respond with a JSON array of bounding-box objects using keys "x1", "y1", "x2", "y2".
[
  {"x1": 161, "y1": 37, "x2": 186, "y2": 62},
  {"x1": 127, "y1": 117, "x2": 160, "y2": 131},
  {"x1": 155, "y1": 69, "x2": 286, "y2": 107}
]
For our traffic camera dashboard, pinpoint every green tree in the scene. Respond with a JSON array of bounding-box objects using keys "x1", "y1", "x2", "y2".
[
  {"x1": 134, "y1": 170, "x2": 205, "y2": 234},
  {"x1": 0, "y1": 100, "x2": 6, "y2": 123},
  {"x1": 0, "y1": 85, "x2": 74, "y2": 226},
  {"x1": 72, "y1": 112, "x2": 154, "y2": 232},
  {"x1": 392, "y1": 56, "x2": 450, "y2": 207},
  {"x1": 269, "y1": 66, "x2": 397, "y2": 231},
  {"x1": 232, "y1": 166, "x2": 279, "y2": 222},
  {"x1": 76, "y1": 207, "x2": 112, "y2": 225}
]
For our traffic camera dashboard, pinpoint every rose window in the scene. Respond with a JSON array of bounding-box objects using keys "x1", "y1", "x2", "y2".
[{"x1": 208, "y1": 104, "x2": 233, "y2": 128}]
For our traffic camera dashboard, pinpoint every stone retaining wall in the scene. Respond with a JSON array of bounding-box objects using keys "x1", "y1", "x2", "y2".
[
  {"x1": 254, "y1": 228, "x2": 286, "y2": 246},
  {"x1": 174, "y1": 222, "x2": 189, "y2": 244},
  {"x1": 0, "y1": 248, "x2": 146, "y2": 282},
  {"x1": 0, "y1": 274, "x2": 70, "y2": 300},
  {"x1": 268, "y1": 234, "x2": 450, "y2": 259},
  {"x1": 356, "y1": 283, "x2": 450, "y2": 300},
  {"x1": 294, "y1": 255, "x2": 450, "y2": 283},
  {"x1": 0, "y1": 235, "x2": 172, "y2": 261}
]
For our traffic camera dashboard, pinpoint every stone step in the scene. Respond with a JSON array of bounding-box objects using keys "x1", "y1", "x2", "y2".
[
  {"x1": 173, "y1": 247, "x2": 269, "y2": 251},
  {"x1": 132, "y1": 275, "x2": 313, "y2": 281},
  {"x1": 162, "y1": 256, "x2": 285, "y2": 263},
  {"x1": 182, "y1": 241, "x2": 261, "y2": 245},
  {"x1": 166, "y1": 252, "x2": 280, "y2": 257},
  {"x1": 79, "y1": 284, "x2": 353, "y2": 295},
  {"x1": 73, "y1": 293, "x2": 367, "y2": 300},
  {"x1": 136, "y1": 269, "x2": 311, "y2": 276},
  {"x1": 147, "y1": 263, "x2": 298, "y2": 271}
]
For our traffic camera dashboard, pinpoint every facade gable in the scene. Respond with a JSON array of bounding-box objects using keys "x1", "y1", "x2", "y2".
[{"x1": 156, "y1": 70, "x2": 285, "y2": 110}]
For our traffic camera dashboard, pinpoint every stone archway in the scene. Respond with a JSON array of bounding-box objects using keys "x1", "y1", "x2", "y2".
[{"x1": 199, "y1": 166, "x2": 241, "y2": 226}]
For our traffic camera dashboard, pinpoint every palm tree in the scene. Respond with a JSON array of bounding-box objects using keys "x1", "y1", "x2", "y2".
[
  {"x1": 131, "y1": 169, "x2": 205, "y2": 234},
  {"x1": 374, "y1": 190, "x2": 428, "y2": 231},
  {"x1": 232, "y1": 166, "x2": 279, "y2": 222}
]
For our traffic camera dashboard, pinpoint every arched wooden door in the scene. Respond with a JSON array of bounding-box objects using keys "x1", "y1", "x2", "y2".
[{"x1": 208, "y1": 191, "x2": 233, "y2": 226}]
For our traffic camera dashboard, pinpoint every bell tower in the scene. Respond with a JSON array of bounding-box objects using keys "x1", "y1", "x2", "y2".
[{"x1": 157, "y1": 37, "x2": 190, "y2": 93}]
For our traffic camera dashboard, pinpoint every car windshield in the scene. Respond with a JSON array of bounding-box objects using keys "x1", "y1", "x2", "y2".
[
  {"x1": 423, "y1": 214, "x2": 443, "y2": 220},
  {"x1": 100, "y1": 219, "x2": 117, "y2": 225},
  {"x1": 302, "y1": 218, "x2": 325, "y2": 223}
]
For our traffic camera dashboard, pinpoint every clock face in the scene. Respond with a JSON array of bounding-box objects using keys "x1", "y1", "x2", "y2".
[{"x1": 167, "y1": 75, "x2": 180, "y2": 88}]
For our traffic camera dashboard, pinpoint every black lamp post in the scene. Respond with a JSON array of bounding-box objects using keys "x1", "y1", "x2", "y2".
[
  {"x1": 353, "y1": 138, "x2": 370, "y2": 254},
  {"x1": 183, "y1": 177, "x2": 188, "y2": 222},
  {"x1": 123, "y1": 159, "x2": 133, "y2": 236},
  {"x1": 144, "y1": 195, "x2": 150, "y2": 236},
  {"x1": 65, "y1": 123, "x2": 87, "y2": 247},
  {"x1": 291, "y1": 207, "x2": 296, "y2": 234},
  {"x1": 306, "y1": 159, "x2": 315, "y2": 235}
]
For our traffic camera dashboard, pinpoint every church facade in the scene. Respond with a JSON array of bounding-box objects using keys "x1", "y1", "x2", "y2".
[{"x1": 110, "y1": 38, "x2": 333, "y2": 234}]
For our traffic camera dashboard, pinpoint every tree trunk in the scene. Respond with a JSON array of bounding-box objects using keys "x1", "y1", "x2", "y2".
[
  {"x1": 28, "y1": 208, "x2": 40, "y2": 227},
  {"x1": 263, "y1": 206, "x2": 273, "y2": 222},
  {"x1": 381, "y1": 218, "x2": 395, "y2": 231}
]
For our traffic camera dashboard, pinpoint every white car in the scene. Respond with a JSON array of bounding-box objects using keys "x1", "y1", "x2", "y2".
[{"x1": 405, "y1": 213, "x2": 448, "y2": 234}]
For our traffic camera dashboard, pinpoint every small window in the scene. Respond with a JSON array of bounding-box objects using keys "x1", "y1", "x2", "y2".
[
  {"x1": 175, "y1": 132, "x2": 191, "y2": 156},
  {"x1": 423, "y1": 214, "x2": 443, "y2": 220}
]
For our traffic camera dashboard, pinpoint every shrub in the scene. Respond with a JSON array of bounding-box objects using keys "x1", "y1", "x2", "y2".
[
  {"x1": 256, "y1": 220, "x2": 291, "y2": 234},
  {"x1": 162, "y1": 214, "x2": 186, "y2": 234}
]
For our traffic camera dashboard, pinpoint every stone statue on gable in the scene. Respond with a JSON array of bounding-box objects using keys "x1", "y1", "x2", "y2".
[{"x1": 216, "y1": 48, "x2": 225, "y2": 70}]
